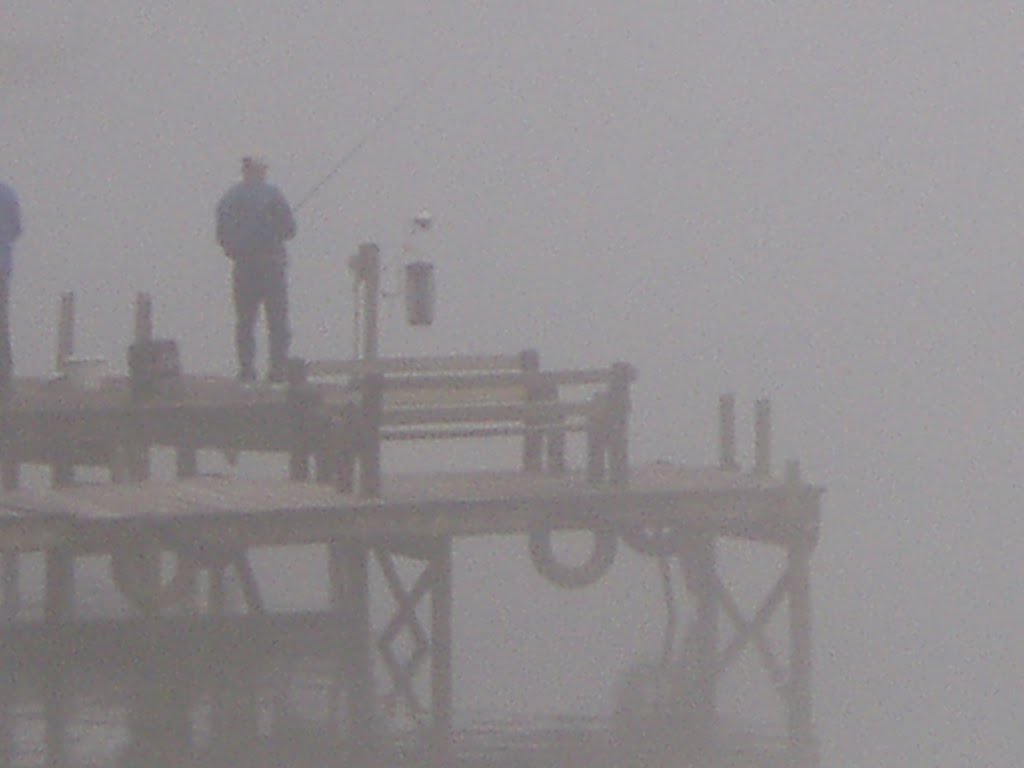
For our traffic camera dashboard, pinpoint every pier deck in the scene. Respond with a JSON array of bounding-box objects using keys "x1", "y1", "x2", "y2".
[
  {"x1": 0, "y1": 352, "x2": 822, "y2": 767},
  {"x1": 0, "y1": 464, "x2": 820, "y2": 555}
]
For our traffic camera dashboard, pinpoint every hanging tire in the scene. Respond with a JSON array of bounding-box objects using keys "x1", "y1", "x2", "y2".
[
  {"x1": 528, "y1": 517, "x2": 618, "y2": 589},
  {"x1": 111, "y1": 547, "x2": 198, "y2": 615}
]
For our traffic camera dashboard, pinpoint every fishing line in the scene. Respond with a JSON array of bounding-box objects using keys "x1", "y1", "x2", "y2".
[{"x1": 294, "y1": 65, "x2": 445, "y2": 215}]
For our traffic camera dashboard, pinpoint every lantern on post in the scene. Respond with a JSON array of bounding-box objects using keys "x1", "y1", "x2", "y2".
[
  {"x1": 403, "y1": 210, "x2": 436, "y2": 326},
  {"x1": 405, "y1": 260, "x2": 435, "y2": 326}
]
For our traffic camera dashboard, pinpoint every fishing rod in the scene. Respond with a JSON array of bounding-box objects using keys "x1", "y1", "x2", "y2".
[{"x1": 295, "y1": 67, "x2": 443, "y2": 214}]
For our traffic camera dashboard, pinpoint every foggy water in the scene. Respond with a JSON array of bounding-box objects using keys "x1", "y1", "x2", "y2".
[{"x1": 6, "y1": 3, "x2": 1024, "y2": 766}]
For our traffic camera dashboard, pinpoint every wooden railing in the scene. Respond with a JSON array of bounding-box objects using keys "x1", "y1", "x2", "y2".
[{"x1": 297, "y1": 350, "x2": 636, "y2": 495}]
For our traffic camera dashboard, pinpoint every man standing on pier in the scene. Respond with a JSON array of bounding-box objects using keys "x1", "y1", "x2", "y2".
[
  {"x1": 216, "y1": 155, "x2": 297, "y2": 384},
  {"x1": 0, "y1": 180, "x2": 21, "y2": 397}
]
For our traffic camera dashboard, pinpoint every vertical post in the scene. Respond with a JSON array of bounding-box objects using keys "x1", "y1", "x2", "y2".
[
  {"x1": 1, "y1": 408, "x2": 19, "y2": 489},
  {"x1": 718, "y1": 393, "x2": 737, "y2": 470},
  {"x1": 754, "y1": 398, "x2": 772, "y2": 476},
  {"x1": 176, "y1": 445, "x2": 198, "y2": 479},
  {"x1": 357, "y1": 243, "x2": 381, "y2": 362},
  {"x1": 0, "y1": 545, "x2": 17, "y2": 761},
  {"x1": 342, "y1": 539, "x2": 376, "y2": 763},
  {"x1": 520, "y1": 349, "x2": 543, "y2": 473},
  {"x1": 288, "y1": 357, "x2": 312, "y2": 481},
  {"x1": 0, "y1": 617, "x2": 11, "y2": 764},
  {"x1": 0, "y1": 460, "x2": 17, "y2": 492},
  {"x1": 607, "y1": 362, "x2": 633, "y2": 486},
  {"x1": 51, "y1": 290, "x2": 76, "y2": 482},
  {"x1": 0, "y1": 553, "x2": 18, "y2": 620},
  {"x1": 358, "y1": 373, "x2": 383, "y2": 497},
  {"x1": 585, "y1": 392, "x2": 608, "y2": 484},
  {"x1": 430, "y1": 536, "x2": 454, "y2": 764},
  {"x1": 56, "y1": 291, "x2": 74, "y2": 374},
  {"x1": 126, "y1": 292, "x2": 155, "y2": 483},
  {"x1": 786, "y1": 462, "x2": 817, "y2": 766},
  {"x1": 134, "y1": 291, "x2": 153, "y2": 343},
  {"x1": 50, "y1": 460, "x2": 73, "y2": 488},
  {"x1": 126, "y1": 617, "x2": 193, "y2": 766},
  {"x1": 689, "y1": 533, "x2": 718, "y2": 762},
  {"x1": 44, "y1": 547, "x2": 73, "y2": 768}
]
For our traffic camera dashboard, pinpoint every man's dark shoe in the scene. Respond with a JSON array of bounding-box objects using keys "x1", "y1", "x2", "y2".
[
  {"x1": 237, "y1": 368, "x2": 257, "y2": 383},
  {"x1": 266, "y1": 368, "x2": 288, "y2": 385}
]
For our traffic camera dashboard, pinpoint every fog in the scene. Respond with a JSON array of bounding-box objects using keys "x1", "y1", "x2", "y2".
[{"x1": 5, "y1": 3, "x2": 1024, "y2": 765}]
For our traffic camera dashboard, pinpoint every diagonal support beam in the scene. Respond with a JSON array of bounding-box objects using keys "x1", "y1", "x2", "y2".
[
  {"x1": 374, "y1": 550, "x2": 439, "y2": 718},
  {"x1": 714, "y1": 565, "x2": 791, "y2": 692}
]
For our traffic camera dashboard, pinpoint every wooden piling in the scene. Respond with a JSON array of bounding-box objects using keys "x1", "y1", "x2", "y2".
[
  {"x1": 520, "y1": 348, "x2": 543, "y2": 473},
  {"x1": 56, "y1": 291, "x2": 74, "y2": 373},
  {"x1": 342, "y1": 540, "x2": 376, "y2": 761},
  {"x1": 754, "y1": 398, "x2": 772, "y2": 476},
  {"x1": 719, "y1": 393, "x2": 737, "y2": 470},
  {"x1": 358, "y1": 373, "x2": 383, "y2": 497},
  {"x1": 44, "y1": 546, "x2": 73, "y2": 768},
  {"x1": 134, "y1": 291, "x2": 153, "y2": 344},
  {"x1": 786, "y1": 461, "x2": 818, "y2": 766},
  {"x1": 607, "y1": 362, "x2": 632, "y2": 486},
  {"x1": 430, "y1": 536, "x2": 454, "y2": 764}
]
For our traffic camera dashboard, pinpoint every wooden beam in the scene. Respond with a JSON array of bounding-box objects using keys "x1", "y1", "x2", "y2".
[
  {"x1": 714, "y1": 566, "x2": 789, "y2": 691},
  {"x1": 754, "y1": 398, "x2": 772, "y2": 476},
  {"x1": 56, "y1": 291, "x2": 74, "y2": 374},
  {"x1": 719, "y1": 393, "x2": 737, "y2": 470},
  {"x1": 430, "y1": 536, "x2": 454, "y2": 764}
]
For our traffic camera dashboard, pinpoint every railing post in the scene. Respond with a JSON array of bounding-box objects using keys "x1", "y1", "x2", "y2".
[
  {"x1": 134, "y1": 291, "x2": 153, "y2": 344},
  {"x1": 429, "y1": 536, "x2": 454, "y2": 764},
  {"x1": 56, "y1": 291, "x2": 74, "y2": 374},
  {"x1": 719, "y1": 393, "x2": 737, "y2": 470},
  {"x1": 607, "y1": 362, "x2": 633, "y2": 486},
  {"x1": 786, "y1": 460, "x2": 819, "y2": 767},
  {"x1": 125, "y1": 292, "x2": 154, "y2": 481},
  {"x1": 352, "y1": 243, "x2": 381, "y2": 362},
  {"x1": 520, "y1": 349, "x2": 543, "y2": 473},
  {"x1": 358, "y1": 373, "x2": 383, "y2": 497},
  {"x1": 585, "y1": 392, "x2": 608, "y2": 484},
  {"x1": 288, "y1": 357, "x2": 312, "y2": 481},
  {"x1": 44, "y1": 545, "x2": 74, "y2": 767},
  {"x1": 754, "y1": 398, "x2": 772, "y2": 476}
]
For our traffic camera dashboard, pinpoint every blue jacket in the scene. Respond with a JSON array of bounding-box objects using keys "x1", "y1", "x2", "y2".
[
  {"x1": 0, "y1": 182, "x2": 21, "y2": 276},
  {"x1": 216, "y1": 180, "x2": 296, "y2": 260}
]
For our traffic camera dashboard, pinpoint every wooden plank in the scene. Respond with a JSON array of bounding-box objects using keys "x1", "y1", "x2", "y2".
[
  {"x1": 307, "y1": 353, "x2": 524, "y2": 378},
  {"x1": 379, "y1": 400, "x2": 589, "y2": 427}
]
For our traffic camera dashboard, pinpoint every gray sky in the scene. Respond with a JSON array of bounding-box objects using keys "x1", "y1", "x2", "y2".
[{"x1": 6, "y1": 2, "x2": 1024, "y2": 764}]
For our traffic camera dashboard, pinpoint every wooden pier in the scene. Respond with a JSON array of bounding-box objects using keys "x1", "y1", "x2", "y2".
[{"x1": 0, "y1": 293, "x2": 823, "y2": 768}]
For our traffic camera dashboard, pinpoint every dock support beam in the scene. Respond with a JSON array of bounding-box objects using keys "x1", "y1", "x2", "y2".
[
  {"x1": 429, "y1": 536, "x2": 454, "y2": 764},
  {"x1": 754, "y1": 398, "x2": 772, "y2": 476},
  {"x1": 342, "y1": 539, "x2": 377, "y2": 761},
  {"x1": 787, "y1": 531, "x2": 817, "y2": 766},
  {"x1": 689, "y1": 533, "x2": 719, "y2": 761},
  {"x1": 719, "y1": 393, "x2": 737, "y2": 470},
  {"x1": 44, "y1": 547, "x2": 73, "y2": 768}
]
